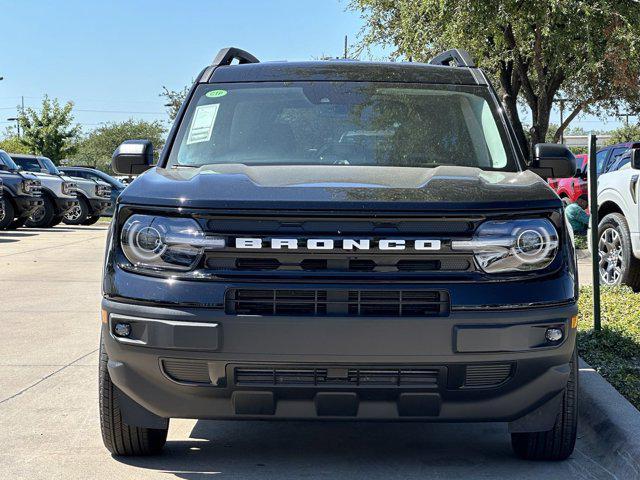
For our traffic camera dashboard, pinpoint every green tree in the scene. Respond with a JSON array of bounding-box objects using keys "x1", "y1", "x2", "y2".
[
  {"x1": 160, "y1": 85, "x2": 190, "y2": 121},
  {"x1": 350, "y1": 0, "x2": 640, "y2": 159},
  {"x1": 606, "y1": 123, "x2": 640, "y2": 145},
  {"x1": 68, "y1": 119, "x2": 166, "y2": 173},
  {"x1": 0, "y1": 128, "x2": 30, "y2": 154},
  {"x1": 18, "y1": 96, "x2": 81, "y2": 163}
]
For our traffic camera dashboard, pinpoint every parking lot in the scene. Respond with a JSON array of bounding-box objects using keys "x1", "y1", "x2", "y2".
[{"x1": 0, "y1": 225, "x2": 624, "y2": 479}]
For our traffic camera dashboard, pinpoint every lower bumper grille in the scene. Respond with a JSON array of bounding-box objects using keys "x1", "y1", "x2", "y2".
[
  {"x1": 464, "y1": 364, "x2": 513, "y2": 388},
  {"x1": 235, "y1": 366, "x2": 440, "y2": 388},
  {"x1": 225, "y1": 288, "x2": 450, "y2": 317}
]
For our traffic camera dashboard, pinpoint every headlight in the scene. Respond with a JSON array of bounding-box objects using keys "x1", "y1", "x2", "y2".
[
  {"x1": 61, "y1": 181, "x2": 77, "y2": 196},
  {"x1": 121, "y1": 214, "x2": 225, "y2": 271},
  {"x1": 22, "y1": 179, "x2": 42, "y2": 195},
  {"x1": 451, "y1": 219, "x2": 559, "y2": 273},
  {"x1": 96, "y1": 184, "x2": 111, "y2": 198}
]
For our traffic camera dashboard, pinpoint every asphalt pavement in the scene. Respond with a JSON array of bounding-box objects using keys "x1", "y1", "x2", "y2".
[{"x1": 0, "y1": 225, "x2": 620, "y2": 479}]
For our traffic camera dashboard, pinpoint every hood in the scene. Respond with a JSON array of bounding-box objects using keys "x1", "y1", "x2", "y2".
[{"x1": 119, "y1": 164, "x2": 561, "y2": 212}]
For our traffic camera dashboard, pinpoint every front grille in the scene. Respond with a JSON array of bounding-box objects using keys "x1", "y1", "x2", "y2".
[
  {"x1": 226, "y1": 289, "x2": 450, "y2": 317},
  {"x1": 206, "y1": 254, "x2": 474, "y2": 274},
  {"x1": 199, "y1": 214, "x2": 481, "y2": 278},
  {"x1": 162, "y1": 359, "x2": 210, "y2": 384},
  {"x1": 235, "y1": 366, "x2": 440, "y2": 388},
  {"x1": 464, "y1": 364, "x2": 513, "y2": 388}
]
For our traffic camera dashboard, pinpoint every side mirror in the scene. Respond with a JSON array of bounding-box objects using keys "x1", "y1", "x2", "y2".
[
  {"x1": 632, "y1": 148, "x2": 640, "y2": 170},
  {"x1": 530, "y1": 143, "x2": 577, "y2": 178},
  {"x1": 112, "y1": 140, "x2": 154, "y2": 175}
]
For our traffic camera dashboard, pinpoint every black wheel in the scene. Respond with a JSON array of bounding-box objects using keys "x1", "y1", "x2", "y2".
[
  {"x1": 99, "y1": 338, "x2": 167, "y2": 456},
  {"x1": 511, "y1": 347, "x2": 578, "y2": 461},
  {"x1": 597, "y1": 213, "x2": 640, "y2": 290},
  {"x1": 81, "y1": 214, "x2": 101, "y2": 226},
  {"x1": 48, "y1": 213, "x2": 65, "y2": 227},
  {"x1": 63, "y1": 197, "x2": 89, "y2": 225},
  {"x1": 0, "y1": 199, "x2": 15, "y2": 229},
  {"x1": 26, "y1": 196, "x2": 55, "y2": 228}
]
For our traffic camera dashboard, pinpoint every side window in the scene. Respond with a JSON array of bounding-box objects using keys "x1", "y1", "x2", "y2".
[
  {"x1": 596, "y1": 149, "x2": 609, "y2": 174},
  {"x1": 612, "y1": 155, "x2": 631, "y2": 172}
]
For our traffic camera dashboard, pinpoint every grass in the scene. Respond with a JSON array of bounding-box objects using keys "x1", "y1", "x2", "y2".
[
  {"x1": 578, "y1": 285, "x2": 640, "y2": 410},
  {"x1": 574, "y1": 234, "x2": 588, "y2": 250}
]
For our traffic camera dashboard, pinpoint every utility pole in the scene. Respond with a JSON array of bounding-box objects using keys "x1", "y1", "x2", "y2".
[{"x1": 344, "y1": 35, "x2": 348, "y2": 59}]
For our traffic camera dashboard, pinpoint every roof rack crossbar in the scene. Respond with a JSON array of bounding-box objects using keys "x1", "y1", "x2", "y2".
[
  {"x1": 428, "y1": 49, "x2": 475, "y2": 68},
  {"x1": 212, "y1": 47, "x2": 259, "y2": 67}
]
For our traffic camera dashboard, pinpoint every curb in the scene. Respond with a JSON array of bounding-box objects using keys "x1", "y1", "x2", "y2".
[{"x1": 578, "y1": 358, "x2": 640, "y2": 477}]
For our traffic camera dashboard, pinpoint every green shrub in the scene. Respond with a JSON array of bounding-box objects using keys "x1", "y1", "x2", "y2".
[{"x1": 578, "y1": 285, "x2": 640, "y2": 409}]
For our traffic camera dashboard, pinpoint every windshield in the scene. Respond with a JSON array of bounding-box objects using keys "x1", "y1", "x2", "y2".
[
  {"x1": 167, "y1": 82, "x2": 516, "y2": 171},
  {"x1": 0, "y1": 151, "x2": 21, "y2": 170},
  {"x1": 41, "y1": 157, "x2": 61, "y2": 175}
]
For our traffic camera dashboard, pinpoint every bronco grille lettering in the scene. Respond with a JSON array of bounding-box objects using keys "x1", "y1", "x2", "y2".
[{"x1": 234, "y1": 238, "x2": 442, "y2": 251}]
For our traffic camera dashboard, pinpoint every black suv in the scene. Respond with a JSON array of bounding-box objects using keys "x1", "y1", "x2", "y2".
[
  {"x1": 0, "y1": 150, "x2": 43, "y2": 229},
  {"x1": 100, "y1": 48, "x2": 578, "y2": 460}
]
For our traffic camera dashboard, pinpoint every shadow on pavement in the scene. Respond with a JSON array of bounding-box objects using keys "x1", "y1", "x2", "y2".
[
  {"x1": 114, "y1": 420, "x2": 591, "y2": 479},
  {"x1": 0, "y1": 231, "x2": 38, "y2": 237}
]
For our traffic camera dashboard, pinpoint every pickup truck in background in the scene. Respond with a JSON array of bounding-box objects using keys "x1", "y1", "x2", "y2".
[{"x1": 548, "y1": 154, "x2": 588, "y2": 205}]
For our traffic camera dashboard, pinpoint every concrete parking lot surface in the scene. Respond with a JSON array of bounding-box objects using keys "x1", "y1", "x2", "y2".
[{"x1": 0, "y1": 226, "x2": 617, "y2": 479}]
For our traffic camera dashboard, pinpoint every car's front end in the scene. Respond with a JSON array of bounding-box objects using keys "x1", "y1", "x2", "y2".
[
  {"x1": 55, "y1": 177, "x2": 80, "y2": 215},
  {"x1": 99, "y1": 54, "x2": 579, "y2": 459},
  {"x1": 102, "y1": 165, "x2": 577, "y2": 427},
  {"x1": 89, "y1": 181, "x2": 113, "y2": 216}
]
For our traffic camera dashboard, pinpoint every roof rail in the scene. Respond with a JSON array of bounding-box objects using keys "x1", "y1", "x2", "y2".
[
  {"x1": 212, "y1": 47, "x2": 259, "y2": 67},
  {"x1": 428, "y1": 49, "x2": 475, "y2": 68}
]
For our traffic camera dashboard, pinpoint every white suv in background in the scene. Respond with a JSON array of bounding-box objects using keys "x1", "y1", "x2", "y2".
[{"x1": 596, "y1": 145, "x2": 640, "y2": 288}]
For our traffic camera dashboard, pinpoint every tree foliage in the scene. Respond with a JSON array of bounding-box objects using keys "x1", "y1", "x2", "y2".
[
  {"x1": 160, "y1": 85, "x2": 190, "y2": 121},
  {"x1": 606, "y1": 123, "x2": 640, "y2": 145},
  {"x1": 67, "y1": 119, "x2": 166, "y2": 173},
  {"x1": 18, "y1": 96, "x2": 81, "y2": 163},
  {"x1": 0, "y1": 128, "x2": 30, "y2": 154},
  {"x1": 350, "y1": 0, "x2": 640, "y2": 159}
]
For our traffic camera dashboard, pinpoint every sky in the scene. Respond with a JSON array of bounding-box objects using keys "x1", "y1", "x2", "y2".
[{"x1": 0, "y1": 0, "x2": 629, "y2": 135}]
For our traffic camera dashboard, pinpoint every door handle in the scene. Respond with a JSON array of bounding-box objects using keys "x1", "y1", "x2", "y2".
[{"x1": 630, "y1": 174, "x2": 639, "y2": 203}]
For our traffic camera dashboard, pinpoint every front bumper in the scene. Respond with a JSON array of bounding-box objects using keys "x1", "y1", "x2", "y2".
[
  {"x1": 54, "y1": 197, "x2": 79, "y2": 215},
  {"x1": 89, "y1": 198, "x2": 113, "y2": 216},
  {"x1": 102, "y1": 297, "x2": 577, "y2": 423},
  {"x1": 14, "y1": 195, "x2": 44, "y2": 217}
]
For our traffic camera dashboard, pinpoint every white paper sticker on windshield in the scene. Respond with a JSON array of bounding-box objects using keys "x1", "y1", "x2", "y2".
[{"x1": 186, "y1": 104, "x2": 219, "y2": 145}]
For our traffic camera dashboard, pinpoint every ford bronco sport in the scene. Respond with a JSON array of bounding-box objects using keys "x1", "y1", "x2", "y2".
[
  {"x1": 100, "y1": 48, "x2": 578, "y2": 460},
  {"x1": 0, "y1": 150, "x2": 43, "y2": 229}
]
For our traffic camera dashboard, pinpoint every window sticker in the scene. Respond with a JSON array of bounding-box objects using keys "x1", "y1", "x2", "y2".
[
  {"x1": 206, "y1": 89, "x2": 227, "y2": 98},
  {"x1": 186, "y1": 104, "x2": 219, "y2": 145}
]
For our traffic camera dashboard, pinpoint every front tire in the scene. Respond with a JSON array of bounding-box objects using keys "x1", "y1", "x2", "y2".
[
  {"x1": 82, "y1": 214, "x2": 101, "y2": 225},
  {"x1": 63, "y1": 197, "x2": 89, "y2": 225},
  {"x1": 597, "y1": 213, "x2": 640, "y2": 290},
  {"x1": 511, "y1": 347, "x2": 578, "y2": 461},
  {"x1": 0, "y1": 199, "x2": 15, "y2": 229},
  {"x1": 26, "y1": 196, "x2": 55, "y2": 228},
  {"x1": 99, "y1": 339, "x2": 168, "y2": 456}
]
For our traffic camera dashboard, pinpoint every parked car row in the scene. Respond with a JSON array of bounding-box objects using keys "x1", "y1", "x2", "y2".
[{"x1": 0, "y1": 149, "x2": 123, "y2": 230}]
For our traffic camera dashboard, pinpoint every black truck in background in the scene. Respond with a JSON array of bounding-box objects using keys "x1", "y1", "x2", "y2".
[{"x1": 0, "y1": 150, "x2": 43, "y2": 229}]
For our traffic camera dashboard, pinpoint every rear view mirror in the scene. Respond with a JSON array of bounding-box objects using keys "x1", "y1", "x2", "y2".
[
  {"x1": 530, "y1": 143, "x2": 577, "y2": 178},
  {"x1": 632, "y1": 148, "x2": 640, "y2": 170},
  {"x1": 112, "y1": 140, "x2": 154, "y2": 175}
]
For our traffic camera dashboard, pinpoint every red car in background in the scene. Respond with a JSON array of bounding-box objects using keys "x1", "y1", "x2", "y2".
[{"x1": 548, "y1": 153, "x2": 587, "y2": 205}]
